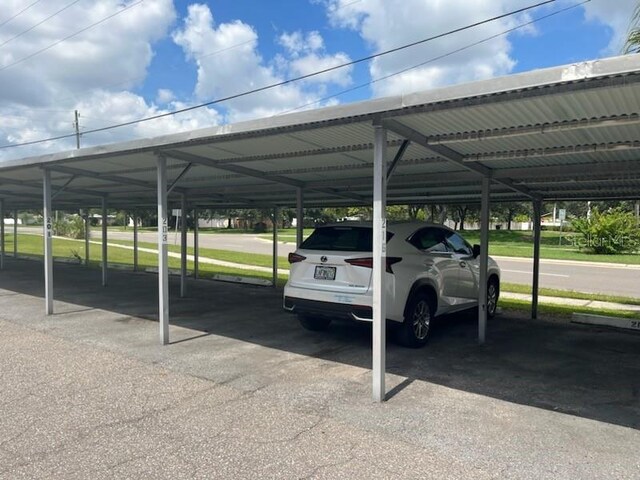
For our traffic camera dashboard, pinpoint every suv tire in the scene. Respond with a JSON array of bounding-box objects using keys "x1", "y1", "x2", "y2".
[
  {"x1": 396, "y1": 291, "x2": 434, "y2": 348},
  {"x1": 487, "y1": 278, "x2": 499, "y2": 318}
]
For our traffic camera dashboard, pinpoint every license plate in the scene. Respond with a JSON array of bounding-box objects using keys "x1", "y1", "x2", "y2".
[{"x1": 314, "y1": 266, "x2": 336, "y2": 280}]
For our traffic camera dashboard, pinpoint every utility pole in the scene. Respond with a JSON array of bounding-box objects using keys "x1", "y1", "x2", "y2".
[{"x1": 73, "y1": 110, "x2": 80, "y2": 149}]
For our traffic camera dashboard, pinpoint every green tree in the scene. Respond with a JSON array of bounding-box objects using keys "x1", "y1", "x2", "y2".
[
  {"x1": 624, "y1": 3, "x2": 640, "y2": 53},
  {"x1": 493, "y1": 202, "x2": 531, "y2": 230},
  {"x1": 449, "y1": 204, "x2": 478, "y2": 230}
]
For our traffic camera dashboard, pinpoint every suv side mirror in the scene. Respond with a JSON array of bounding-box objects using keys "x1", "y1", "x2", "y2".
[{"x1": 472, "y1": 244, "x2": 481, "y2": 258}]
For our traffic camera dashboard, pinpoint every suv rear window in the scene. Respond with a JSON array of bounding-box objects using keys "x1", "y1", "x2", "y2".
[{"x1": 301, "y1": 226, "x2": 394, "y2": 252}]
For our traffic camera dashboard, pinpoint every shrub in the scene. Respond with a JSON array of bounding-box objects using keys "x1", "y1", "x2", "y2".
[
  {"x1": 571, "y1": 208, "x2": 640, "y2": 254},
  {"x1": 52, "y1": 216, "x2": 85, "y2": 239}
]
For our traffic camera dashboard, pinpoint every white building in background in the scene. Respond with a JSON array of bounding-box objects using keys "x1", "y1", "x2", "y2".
[{"x1": 197, "y1": 218, "x2": 229, "y2": 228}]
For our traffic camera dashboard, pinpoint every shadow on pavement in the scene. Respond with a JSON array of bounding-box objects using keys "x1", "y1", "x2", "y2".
[{"x1": 1, "y1": 257, "x2": 638, "y2": 430}]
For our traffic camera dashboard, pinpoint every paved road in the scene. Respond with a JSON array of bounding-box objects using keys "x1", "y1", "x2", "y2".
[
  {"x1": 494, "y1": 255, "x2": 640, "y2": 297},
  {"x1": 19, "y1": 228, "x2": 640, "y2": 297}
]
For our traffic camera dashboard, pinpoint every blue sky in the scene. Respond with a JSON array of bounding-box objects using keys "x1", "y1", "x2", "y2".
[{"x1": 0, "y1": 0, "x2": 637, "y2": 160}]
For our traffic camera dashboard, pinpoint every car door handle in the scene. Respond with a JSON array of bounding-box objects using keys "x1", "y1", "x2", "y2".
[{"x1": 459, "y1": 261, "x2": 467, "y2": 268}]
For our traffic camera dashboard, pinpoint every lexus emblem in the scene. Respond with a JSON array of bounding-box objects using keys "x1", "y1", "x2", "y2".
[{"x1": 320, "y1": 256, "x2": 328, "y2": 263}]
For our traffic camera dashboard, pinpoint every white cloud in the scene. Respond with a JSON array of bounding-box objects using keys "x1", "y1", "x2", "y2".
[
  {"x1": 0, "y1": 0, "x2": 222, "y2": 161},
  {"x1": 279, "y1": 31, "x2": 325, "y2": 57},
  {"x1": 278, "y1": 30, "x2": 352, "y2": 86},
  {"x1": 578, "y1": 0, "x2": 637, "y2": 54},
  {"x1": 323, "y1": 0, "x2": 543, "y2": 97},
  {"x1": 156, "y1": 88, "x2": 176, "y2": 104},
  {"x1": 1, "y1": 91, "x2": 221, "y2": 159},
  {"x1": 172, "y1": 4, "x2": 352, "y2": 122}
]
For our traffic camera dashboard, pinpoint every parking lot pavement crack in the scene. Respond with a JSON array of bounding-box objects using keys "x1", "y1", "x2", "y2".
[
  {"x1": 290, "y1": 416, "x2": 324, "y2": 442},
  {"x1": 220, "y1": 415, "x2": 326, "y2": 447},
  {"x1": 0, "y1": 419, "x2": 38, "y2": 454},
  {"x1": 3, "y1": 383, "x2": 220, "y2": 468}
]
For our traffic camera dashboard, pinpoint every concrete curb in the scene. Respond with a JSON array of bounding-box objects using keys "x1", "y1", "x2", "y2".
[{"x1": 501, "y1": 291, "x2": 640, "y2": 312}]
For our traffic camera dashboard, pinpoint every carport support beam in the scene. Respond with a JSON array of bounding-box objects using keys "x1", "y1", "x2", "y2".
[
  {"x1": 13, "y1": 208, "x2": 18, "y2": 258},
  {"x1": 101, "y1": 197, "x2": 107, "y2": 287},
  {"x1": 272, "y1": 207, "x2": 278, "y2": 287},
  {"x1": 157, "y1": 156, "x2": 170, "y2": 345},
  {"x1": 296, "y1": 187, "x2": 304, "y2": 248},
  {"x1": 478, "y1": 176, "x2": 490, "y2": 345},
  {"x1": 84, "y1": 211, "x2": 90, "y2": 268},
  {"x1": 193, "y1": 206, "x2": 199, "y2": 279},
  {"x1": 180, "y1": 194, "x2": 187, "y2": 298},
  {"x1": 43, "y1": 169, "x2": 53, "y2": 315},
  {"x1": 133, "y1": 211, "x2": 138, "y2": 272},
  {"x1": 532, "y1": 200, "x2": 542, "y2": 319},
  {"x1": 372, "y1": 122, "x2": 387, "y2": 403},
  {"x1": 0, "y1": 198, "x2": 4, "y2": 270}
]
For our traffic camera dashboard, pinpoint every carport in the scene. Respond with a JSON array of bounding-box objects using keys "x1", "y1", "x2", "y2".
[{"x1": 1, "y1": 54, "x2": 639, "y2": 402}]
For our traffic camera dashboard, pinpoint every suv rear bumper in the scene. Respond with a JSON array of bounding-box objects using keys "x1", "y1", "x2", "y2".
[{"x1": 283, "y1": 296, "x2": 372, "y2": 322}]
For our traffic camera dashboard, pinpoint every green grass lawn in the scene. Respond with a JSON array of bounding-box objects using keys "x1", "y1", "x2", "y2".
[
  {"x1": 105, "y1": 238, "x2": 291, "y2": 270},
  {"x1": 7, "y1": 231, "x2": 640, "y2": 307},
  {"x1": 452, "y1": 230, "x2": 640, "y2": 264},
  {"x1": 8, "y1": 233, "x2": 288, "y2": 285}
]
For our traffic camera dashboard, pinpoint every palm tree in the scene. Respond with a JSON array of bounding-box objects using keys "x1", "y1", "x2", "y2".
[{"x1": 624, "y1": 3, "x2": 640, "y2": 53}]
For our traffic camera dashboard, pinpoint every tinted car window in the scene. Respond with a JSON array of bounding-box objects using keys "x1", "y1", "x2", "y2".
[
  {"x1": 301, "y1": 226, "x2": 393, "y2": 252},
  {"x1": 408, "y1": 227, "x2": 449, "y2": 253},
  {"x1": 445, "y1": 232, "x2": 473, "y2": 256}
]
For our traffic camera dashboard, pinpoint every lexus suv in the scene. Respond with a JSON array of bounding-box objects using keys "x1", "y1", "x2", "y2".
[{"x1": 283, "y1": 222, "x2": 500, "y2": 347}]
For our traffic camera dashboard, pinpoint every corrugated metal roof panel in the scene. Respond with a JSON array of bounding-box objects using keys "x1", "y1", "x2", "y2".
[{"x1": 1, "y1": 55, "x2": 640, "y2": 207}]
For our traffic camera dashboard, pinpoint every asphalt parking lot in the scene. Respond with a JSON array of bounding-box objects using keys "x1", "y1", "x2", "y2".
[{"x1": 0, "y1": 257, "x2": 639, "y2": 479}]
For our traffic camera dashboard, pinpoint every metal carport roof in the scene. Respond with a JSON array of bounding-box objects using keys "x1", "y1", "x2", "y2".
[
  {"x1": 1, "y1": 54, "x2": 639, "y2": 210},
  {"x1": 1, "y1": 53, "x2": 639, "y2": 403}
]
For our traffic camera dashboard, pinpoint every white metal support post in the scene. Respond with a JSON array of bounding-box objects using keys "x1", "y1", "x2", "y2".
[
  {"x1": 101, "y1": 197, "x2": 107, "y2": 287},
  {"x1": 43, "y1": 169, "x2": 54, "y2": 315},
  {"x1": 296, "y1": 187, "x2": 304, "y2": 248},
  {"x1": 531, "y1": 200, "x2": 542, "y2": 319},
  {"x1": 372, "y1": 122, "x2": 387, "y2": 402},
  {"x1": 13, "y1": 208, "x2": 18, "y2": 258},
  {"x1": 84, "y1": 210, "x2": 90, "y2": 267},
  {"x1": 157, "y1": 155, "x2": 170, "y2": 345},
  {"x1": 0, "y1": 199, "x2": 5, "y2": 270},
  {"x1": 478, "y1": 176, "x2": 491, "y2": 344},
  {"x1": 180, "y1": 194, "x2": 187, "y2": 298},
  {"x1": 133, "y1": 211, "x2": 139, "y2": 272},
  {"x1": 272, "y1": 207, "x2": 279, "y2": 287},
  {"x1": 193, "y1": 206, "x2": 199, "y2": 279}
]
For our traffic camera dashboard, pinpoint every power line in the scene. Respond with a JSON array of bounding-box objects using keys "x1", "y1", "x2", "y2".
[
  {"x1": 0, "y1": 0, "x2": 83, "y2": 49},
  {"x1": 0, "y1": 0, "x2": 558, "y2": 151},
  {"x1": 279, "y1": 0, "x2": 589, "y2": 116},
  {"x1": 0, "y1": 0, "x2": 43, "y2": 29},
  {"x1": 196, "y1": 39, "x2": 254, "y2": 60},
  {"x1": 0, "y1": 0, "x2": 144, "y2": 72}
]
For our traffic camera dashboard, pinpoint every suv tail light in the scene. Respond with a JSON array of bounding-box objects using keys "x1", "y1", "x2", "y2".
[
  {"x1": 288, "y1": 252, "x2": 307, "y2": 264},
  {"x1": 345, "y1": 257, "x2": 402, "y2": 274}
]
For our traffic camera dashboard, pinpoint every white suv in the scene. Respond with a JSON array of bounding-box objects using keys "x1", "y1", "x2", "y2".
[{"x1": 283, "y1": 222, "x2": 500, "y2": 347}]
